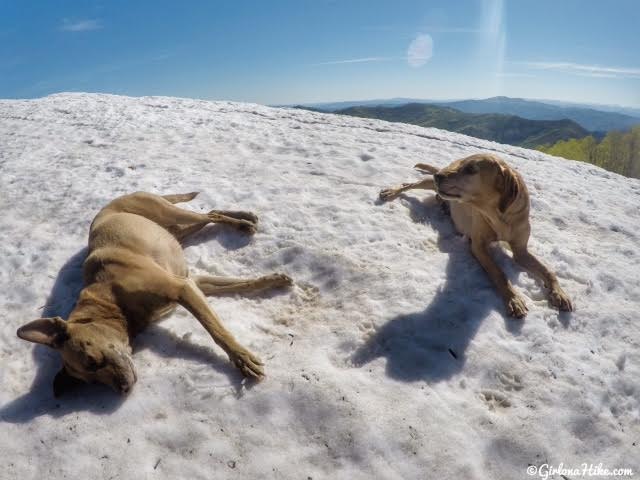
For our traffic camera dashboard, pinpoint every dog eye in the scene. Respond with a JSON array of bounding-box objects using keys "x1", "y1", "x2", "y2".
[
  {"x1": 85, "y1": 355, "x2": 103, "y2": 372},
  {"x1": 462, "y1": 164, "x2": 478, "y2": 174}
]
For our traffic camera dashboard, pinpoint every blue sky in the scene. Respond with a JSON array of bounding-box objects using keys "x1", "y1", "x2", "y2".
[{"x1": 1, "y1": 0, "x2": 639, "y2": 106}]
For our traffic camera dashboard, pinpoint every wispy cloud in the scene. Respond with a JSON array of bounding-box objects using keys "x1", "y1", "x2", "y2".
[
  {"x1": 311, "y1": 57, "x2": 393, "y2": 66},
  {"x1": 60, "y1": 19, "x2": 102, "y2": 32},
  {"x1": 407, "y1": 34, "x2": 433, "y2": 68},
  {"x1": 518, "y1": 61, "x2": 640, "y2": 79}
]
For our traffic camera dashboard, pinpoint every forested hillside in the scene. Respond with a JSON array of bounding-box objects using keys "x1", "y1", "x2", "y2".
[
  {"x1": 333, "y1": 103, "x2": 589, "y2": 149},
  {"x1": 442, "y1": 96, "x2": 640, "y2": 132},
  {"x1": 537, "y1": 127, "x2": 640, "y2": 178}
]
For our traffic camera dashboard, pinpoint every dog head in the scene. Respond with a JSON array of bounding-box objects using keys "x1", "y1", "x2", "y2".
[
  {"x1": 433, "y1": 154, "x2": 520, "y2": 212},
  {"x1": 17, "y1": 317, "x2": 137, "y2": 396}
]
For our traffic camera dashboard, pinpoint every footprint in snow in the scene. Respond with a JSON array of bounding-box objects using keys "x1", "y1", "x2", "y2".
[
  {"x1": 552, "y1": 217, "x2": 567, "y2": 229},
  {"x1": 105, "y1": 166, "x2": 125, "y2": 177},
  {"x1": 497, "y1": 372, "x2": 523, "y2": 392},
  {"x1": 479, "y1": 390, "x2": 512, "y2": 410}
]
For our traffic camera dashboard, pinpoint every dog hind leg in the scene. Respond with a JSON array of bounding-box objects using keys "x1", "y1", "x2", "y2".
[
  {"x1": 108, "y1": 192, "x2": 257, "y2": 233},
  {"x1": 413, "y1": 163, "x2": 440, "y2": 174},
  {"x1": 162, "y1": 192, "x2": 200, "y2": 204},
  {"x1": 208, "y1": 209, "x2": 259, "y2": 224},
  {"x1": 167, "y1": 221, "x2": 210, "y2": 242}
]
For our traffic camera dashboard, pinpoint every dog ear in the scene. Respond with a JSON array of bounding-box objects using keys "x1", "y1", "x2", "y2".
[
  {"x1": 497, "y1": 164, "x2": 520, "y2": 213},
  {"x1": 17, "y1": 317, "x2": 68, "y2": 348}
]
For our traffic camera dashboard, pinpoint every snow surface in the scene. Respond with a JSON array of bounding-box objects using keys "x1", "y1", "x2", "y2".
[{"x1": 0, "y1": 93, "x2": 639, "y2": 479}]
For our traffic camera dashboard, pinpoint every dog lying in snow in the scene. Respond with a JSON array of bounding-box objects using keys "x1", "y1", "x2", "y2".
[
  {"x1": 17, "y1": 192, "x2": 292, "y2": 395},
  {"x1": 379, "y1": 153, "x2": 573, "y2": 318}
]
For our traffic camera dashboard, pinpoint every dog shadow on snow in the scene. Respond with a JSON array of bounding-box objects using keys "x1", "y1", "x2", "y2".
[
  {"x1": 0, "y1": 226, "x2": 264, "y2": 424},
  {"x1": 353, "y1": 194, "x2": 524, "y2": 383}
]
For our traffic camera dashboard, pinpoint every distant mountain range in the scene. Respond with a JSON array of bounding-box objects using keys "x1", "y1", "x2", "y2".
[
  {"x1": 439, "y1": 97, "x2": 640, "y2": 133},
  {"x1": 308, "y1": 103, "x2": 590, "y2": 149},
  {"x1": 536, "y1": 99, "x2": 640, "y2": 119},
  {"x1": 297, "y1": 96, "x2": 640, "y2": 133}
]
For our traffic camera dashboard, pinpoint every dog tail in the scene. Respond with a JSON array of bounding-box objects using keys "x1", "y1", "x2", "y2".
[
  {"x1": 162, "y1": 192, "x2": 200, "y2": 204},
  {"x1": 413, "y1": 163, "x2": 439, "y2": 174}
]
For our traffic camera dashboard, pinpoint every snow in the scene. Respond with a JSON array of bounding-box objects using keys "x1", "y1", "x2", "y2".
[{"x1": 0, "y1": 93, "x2": 639, "y2": 479}]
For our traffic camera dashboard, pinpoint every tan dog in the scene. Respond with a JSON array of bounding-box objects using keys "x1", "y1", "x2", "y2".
[
  {"x1": 380, "y1": 153, "x2": 573, "y2": 318},
  {"x1": 17, "y1": 192, "x2": 292, "y2": 396}
]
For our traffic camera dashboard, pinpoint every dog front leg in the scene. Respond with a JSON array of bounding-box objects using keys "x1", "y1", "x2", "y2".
[
  {"x1": 176, "y1": 278, "x2": 264, "y2": 378},
  {"x1": 379, "y1": 177, "x2": 436, "y2": 201},
  {"x1": 471, "y1": 240, "x2": 528, "y2": 318},
  {"x1": 194, "y1": 273, "x2": 293, "y2": 296},
  {"x1": 512, "y1": 248, "x2": 573, "y2": 312}
]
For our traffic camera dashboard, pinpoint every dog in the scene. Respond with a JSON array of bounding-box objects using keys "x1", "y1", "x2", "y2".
[
  {"x1": 379, "y1": 153, "x2": 573, "y2": 318},
  {"x1": 17, "y1": 191, "x2": 293, "y2": 396}
]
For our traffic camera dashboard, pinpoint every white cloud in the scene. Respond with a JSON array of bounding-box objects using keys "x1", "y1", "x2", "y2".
[
  {"x1": 312, "y1": 57, "x2": 393, "y2": 66},
  {"x1": 407, "y1": 34, "x2": 433, "y2": 68},
  {"x1": 518, "y1": 61, "x2": 640, "y2": 79},
  {"x1": 60, "y1": 19, "x2": 102, "y2": 32}
]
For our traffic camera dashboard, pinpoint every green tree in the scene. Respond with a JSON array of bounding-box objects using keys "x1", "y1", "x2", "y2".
[{"x1": 537, "y1": 127, "x2": 640, "y2": 179}]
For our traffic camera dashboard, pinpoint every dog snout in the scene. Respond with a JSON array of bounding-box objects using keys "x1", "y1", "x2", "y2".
[
  {"x1": 113, "y1": 374, "x2": 136, "y2": 394},
  {"x1": 118, "y1": 381, "x2": 133, "y2": 394},
  {"x1": 110, "y1": 351, "x2": 137, "y2": 394}
]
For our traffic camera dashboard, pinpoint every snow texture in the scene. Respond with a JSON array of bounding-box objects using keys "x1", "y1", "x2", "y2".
[{"x1": 1, "y1": 93, "x2": 639, "y2": 479}]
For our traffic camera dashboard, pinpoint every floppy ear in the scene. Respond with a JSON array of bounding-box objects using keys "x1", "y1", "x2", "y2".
[
  {"x1": 497, "y1": 164, "x2": 520, "y2": 213},
  {"x1": 17, "y1": 317, "x2": 68, "y2": 348}
]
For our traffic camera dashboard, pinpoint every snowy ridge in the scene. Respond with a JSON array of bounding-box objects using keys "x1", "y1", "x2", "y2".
[{"x1": 1, "y1": 93, "x2": 639, "y2": 479}]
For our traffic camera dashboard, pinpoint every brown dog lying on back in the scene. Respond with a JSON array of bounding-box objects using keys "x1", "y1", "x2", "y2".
[
  {"x1": 17, "y1": 191, "x2": 292, "y2": 396},
  {"x1": 380, "y1": 153, "x2": 573, "y2": 318}
]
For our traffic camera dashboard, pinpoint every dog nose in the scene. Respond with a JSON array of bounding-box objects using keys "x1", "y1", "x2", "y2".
[
  {"x1": 116, "y1": 377, "x2": 134, "y2": 394},
  {"x1": 434, "y1": 173, "x2": 444, "y2": 184}
]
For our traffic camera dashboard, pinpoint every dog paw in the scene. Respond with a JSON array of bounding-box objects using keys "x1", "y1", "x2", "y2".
[
  {"x1": 263, "y1": 273, "x2": 294, "y2": 288},
  {"x1": 549, "y1": 288, "x2": 573, "y2": 312},
  {"x1": 236, "y1": 219, "x2": 258, "y2": 235},
  {"x1": 379, "y1": 188, "x2": 399, "y2": 201},
  {"x1": 229, "y1": 348, "x2": 264, "y2": 379},
  {"x1": 229, "y1": 211, "x2": 259, "y2": 224},
  {"x1": 208, "y1": 210, "x2": 258, "y2": 233},
  {"x1": 506, "y1": 295, "x2": 528, "y2": 318},
  {"x1": 414, "y1": 163, "x2": 437, "y2": 174}
]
